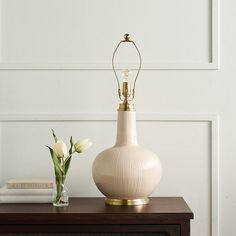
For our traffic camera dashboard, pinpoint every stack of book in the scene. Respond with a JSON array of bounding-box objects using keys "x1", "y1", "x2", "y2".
[{"x1": 0, "y1": 179, "x2": 53, "y2": 203}]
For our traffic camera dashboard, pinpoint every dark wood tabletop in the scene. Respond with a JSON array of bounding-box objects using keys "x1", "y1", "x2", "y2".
[{"x1": 0, "y1": 197, "x2": 193, "y2": 225}]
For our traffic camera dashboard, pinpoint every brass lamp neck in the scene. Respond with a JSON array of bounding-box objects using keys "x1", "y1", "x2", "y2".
[
  {"x1": 118, "y1": 102, "x2": 135, "y2": 111},
  {"x1": 118, "y1": 81, "x2": 135, "y2": 111}
]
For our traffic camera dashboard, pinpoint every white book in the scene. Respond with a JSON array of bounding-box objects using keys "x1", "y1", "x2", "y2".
[
  {"x1": 0, "y1": 195, "x2": 53, "y2": 203},
  {"x1": 7, "y1": 179, "x2": 53, "y2": 189},
  {"x1": 0, "y1": 185, "x2": 53, "y2": 196}
]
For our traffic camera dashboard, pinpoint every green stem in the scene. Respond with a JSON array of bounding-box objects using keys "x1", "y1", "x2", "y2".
[{"x1": 55, "y1": 176, "x2": 66, "y2": 204}]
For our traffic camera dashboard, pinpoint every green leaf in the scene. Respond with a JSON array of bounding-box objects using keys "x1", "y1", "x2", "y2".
[
  {"x1": 62, "y1": 136, "x2": 74, "y2": 175},
  {"x1": 51, "y1": 129, "x2": 58, "y2": 143},
  {"x1": 64, "y1": 155, "x2": 72, "y2": 176},
  {"x1": 69, "y1": 136, "x2": 74, "y2": 155},
  {"x1": 45, "y1": 145, "x2": 53, "y2": 158},
  {"x1": 45, "y1": 145, "x2": 64, "y2": 177}
]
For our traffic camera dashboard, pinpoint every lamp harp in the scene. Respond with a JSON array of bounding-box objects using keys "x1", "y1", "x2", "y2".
[{"x1": 112, "y1": 34, "x2": 142, "y2": 111}]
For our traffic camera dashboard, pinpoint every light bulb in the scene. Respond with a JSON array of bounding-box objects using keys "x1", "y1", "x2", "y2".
[
  {"x1": 121, "y1": 69, "x2": 132, "y2": 82},
  {"x1": 121, "y1": 69, "x2": 132, "y2": 99}
]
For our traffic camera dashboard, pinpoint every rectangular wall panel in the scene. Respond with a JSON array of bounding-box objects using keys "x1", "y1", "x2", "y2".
[
  {"x1": 0, "y1": 0, "x2": 218, "y2": 69},
  {"x1": 0, "y1": 113, "x2": 219, "y2": 236}
]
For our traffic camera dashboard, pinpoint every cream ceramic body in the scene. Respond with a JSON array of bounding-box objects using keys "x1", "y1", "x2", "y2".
[{"x1": 92, "y1": 111, "x2": 162, "y2": 200}]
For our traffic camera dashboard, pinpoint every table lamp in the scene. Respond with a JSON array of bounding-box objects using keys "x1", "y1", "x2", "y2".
[{"x1": 92, "y1": 34, "x2": 162, "y2": 205}]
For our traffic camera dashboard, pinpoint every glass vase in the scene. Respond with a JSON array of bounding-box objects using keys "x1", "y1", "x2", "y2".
[{"x1": 53, "y1": 176, "x2": 69, "y2": 207}]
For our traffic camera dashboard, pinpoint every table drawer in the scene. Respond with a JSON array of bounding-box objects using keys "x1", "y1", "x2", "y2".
[{"x1": 0, "y1": 224, "x2": 180, "y2": 236}]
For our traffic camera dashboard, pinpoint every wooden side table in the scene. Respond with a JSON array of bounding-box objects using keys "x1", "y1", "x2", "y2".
[{"x1": 0, "y1": 197, "x2": 194, "y2": 236}]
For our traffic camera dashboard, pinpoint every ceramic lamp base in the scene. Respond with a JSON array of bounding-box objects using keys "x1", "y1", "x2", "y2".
[
  {"x1": 93, "y1": 111, "x2": 162, "y2": 205},
  {"x1": 105, "y1": 198, "x2": 149, "y2": 206}
]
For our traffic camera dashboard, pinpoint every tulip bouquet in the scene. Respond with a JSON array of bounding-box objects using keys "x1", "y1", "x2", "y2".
[{"x1": 46, "y1": 129, "x2": 92, "y2": 207}]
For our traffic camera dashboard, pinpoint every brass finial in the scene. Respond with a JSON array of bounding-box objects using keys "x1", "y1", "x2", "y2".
[{"x1": 124, "y1": 34, "x2": 130, "y2": 41}]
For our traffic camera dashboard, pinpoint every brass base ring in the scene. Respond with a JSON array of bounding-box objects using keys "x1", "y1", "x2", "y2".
[{"x1": 105, "y1": 198, "x2": 149, "y2": 206}]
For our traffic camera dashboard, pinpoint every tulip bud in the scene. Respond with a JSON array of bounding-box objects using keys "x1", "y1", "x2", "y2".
[
  {"x1": 54, "y1": 140, "x2": 68, "y2": 158},
  {"x1": 74, "y1": 138, "x2": 92, "y2": 153}
]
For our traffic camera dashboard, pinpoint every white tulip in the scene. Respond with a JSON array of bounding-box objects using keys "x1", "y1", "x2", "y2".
[
  {"x1": 54, "y1": 139, "x2": 68, "y2": 158},
  {"x1": 74, "y1": 138, "x2": 92, "y2": 153}
]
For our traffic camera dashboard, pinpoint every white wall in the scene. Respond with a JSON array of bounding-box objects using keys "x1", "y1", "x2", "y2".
[{"x1": 0, "y1": 0, "x2": 235, "y2": 236}]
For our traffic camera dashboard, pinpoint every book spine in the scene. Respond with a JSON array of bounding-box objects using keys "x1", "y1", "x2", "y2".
[
  {"x1": 0, "y1": 188, "x2": 53, "y2": 196},
  {"x1": 0, "y1": 195, "x2": 53, "y2": 203},
  {"x1": 7, "y1": 183, "x2": 53, "y2": 189}
]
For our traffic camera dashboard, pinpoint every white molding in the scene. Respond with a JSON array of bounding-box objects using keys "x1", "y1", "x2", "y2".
[
  {"x1": 0, "y1": 112, "x2": 217, "y2": 122},
  {"x1": 0, "y1": 112, "x2": 219, "y2": 236},
  {"x1": 210, "y1": 115, "x2": 219, "y2": 236},
  {"x1": 0, "y1": 121, "x2": 2, "y2": 188},
  {"x1": 0, "y1": 62, "x2": 218, "y2": 70},
  {"x1": 212, "y1": 0, "x2": 219, "y2": 69},
  {"x1": 0, "y1": 0, "x2": 219, "y2": 70},
  {"x1": 0, "y1": 0, "x2": 2, "y2": 64}
]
